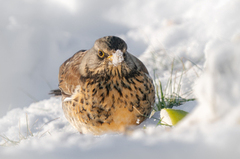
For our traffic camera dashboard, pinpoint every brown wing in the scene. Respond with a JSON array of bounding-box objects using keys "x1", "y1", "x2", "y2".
[
  {"x1": 58, "y1": 50, "x2": 87, "y2": 99},
  {"x1": 128, "y1": 53, "x2": 149, "y2": 75}
]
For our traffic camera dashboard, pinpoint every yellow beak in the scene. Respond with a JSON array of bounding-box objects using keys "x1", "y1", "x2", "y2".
[{"x1": 107, "y1": 55, "x2": 113, "y2": 61}]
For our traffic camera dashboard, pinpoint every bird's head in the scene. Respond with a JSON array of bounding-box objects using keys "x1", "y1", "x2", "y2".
[{"x1": 79, "y1": 36, "x2": 138, "y2": 79}]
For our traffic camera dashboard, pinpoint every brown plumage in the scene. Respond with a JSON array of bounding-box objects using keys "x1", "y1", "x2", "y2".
[{"x1": 55, "y1": 36, "x2": 155, "y2": 135}]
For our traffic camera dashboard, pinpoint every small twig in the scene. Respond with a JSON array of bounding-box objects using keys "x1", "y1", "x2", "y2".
[
  {"x1": 38, "y1": 117, "x2": 60, "y2": 131},
  {"x1": 39, "y1": 130, "x2": 50, "y2": 139}
]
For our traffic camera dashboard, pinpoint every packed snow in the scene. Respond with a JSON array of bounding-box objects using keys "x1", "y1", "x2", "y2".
[{"x1": 1, "y1": 0, "x2": 240, "y2": 158}]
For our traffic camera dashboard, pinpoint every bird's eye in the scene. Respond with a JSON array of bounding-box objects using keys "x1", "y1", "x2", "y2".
[{"x1": 98, "y1": 50, "x2": 104, "y2": 58}]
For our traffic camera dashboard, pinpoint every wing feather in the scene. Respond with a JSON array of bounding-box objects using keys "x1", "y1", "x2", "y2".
[
  {"x1": 58, "y1": 50, "x2": 87, "y2": 99},
  {"x1": 128, "y1": 53, "x2": 149, "y2": 75}
]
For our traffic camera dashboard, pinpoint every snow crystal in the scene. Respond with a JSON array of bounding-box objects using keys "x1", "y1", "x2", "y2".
[
  {"x1": 63, "y1": 97, "x2": 72, "y2": 102},
  {"x1": 110, "y1": 49, "x2": 124, "y2": 66},
  {"x1": 136, "y1": 118, "x2": 140, "y2": 124}
]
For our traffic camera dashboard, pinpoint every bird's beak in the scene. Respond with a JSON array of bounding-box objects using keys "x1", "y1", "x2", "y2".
[{"x1": 107, "y1": 55, "x2": 113, "y2": 61}]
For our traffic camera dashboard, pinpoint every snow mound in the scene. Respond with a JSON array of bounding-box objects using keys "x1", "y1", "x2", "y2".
[{"x1": 176, "y1": 40, "x2": 240, "y2": 152}]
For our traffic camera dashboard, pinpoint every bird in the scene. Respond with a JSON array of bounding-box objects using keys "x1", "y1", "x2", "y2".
[{"x1": 51, "y1": 36, "x2": 155, "y2": 135}]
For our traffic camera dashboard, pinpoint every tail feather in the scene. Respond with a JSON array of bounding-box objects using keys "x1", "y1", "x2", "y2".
[{"x1": 49, "y1": 89, "x2": 62, "y2": 96}]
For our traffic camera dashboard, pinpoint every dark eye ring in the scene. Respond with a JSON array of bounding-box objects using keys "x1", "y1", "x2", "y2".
[{"x1": 98, "y1": 50, "x2": 104, "y2": 58}]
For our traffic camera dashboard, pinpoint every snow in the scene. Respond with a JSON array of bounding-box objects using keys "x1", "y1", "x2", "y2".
[
  {"x1": 110, "y1": 49, "x2": 124, "y2": 66},
  {"x1": 1, "y1": 0, "x2": 240, "y2": 158}
]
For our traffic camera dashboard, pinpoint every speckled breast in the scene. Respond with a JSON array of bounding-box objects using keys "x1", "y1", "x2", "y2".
[{"x1": 62, "y1": 71, "x2": 155, "y2": 135}]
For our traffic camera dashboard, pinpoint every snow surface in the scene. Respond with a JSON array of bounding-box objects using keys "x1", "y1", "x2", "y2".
[{"x1": 1, "y1": 0, "x2": 240, "y2": 158}]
